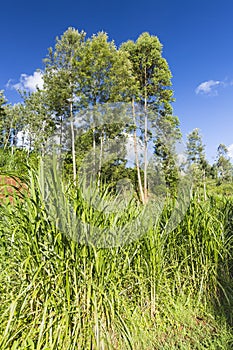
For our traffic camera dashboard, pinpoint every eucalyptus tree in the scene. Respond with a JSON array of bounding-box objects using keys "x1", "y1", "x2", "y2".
[
  {"x1": 120, "y1": 33, "x2": 180, "y2": 202},
  {"x1": 216, "y1": 143, "x2": 232, "y2": 183},
  {"x1": 78, "y1": 31, "x2": 134, "y2": 104},
  {"x1": 186, "y1": 128, "x2": 207, "y2": 177},
  {"x1": 75, "y1": 31, "x2": 135, "y2": 187},
  {"x1": 185, "y1": 128, "x2": 208, "y2": 198},
  {"x1": 17, "y1": 90, "x2": 54, "y2": 154},
  {"x1": 43, "y1": 27, "x2": 86, "y2": 183},
  {"x1": 186, "y1": 128, "x2": 205, "y2": 166},
  {"x1": 7, "y1": 103, "x2": 26, "y2": 152}
]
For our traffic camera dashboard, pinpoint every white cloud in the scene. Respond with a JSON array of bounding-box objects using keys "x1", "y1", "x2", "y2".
[
  {"x1": 195, "y1": 80, "x2": 222, "y2": 95},
  {"x1": 227, "y1": 144, "x2": 233, "y2": 159},
  {"x1": 7, "y1": 71, "x2": 44, "y2": 92}
]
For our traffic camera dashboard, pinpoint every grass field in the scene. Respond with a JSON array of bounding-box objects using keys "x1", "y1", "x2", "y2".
[{"x1": 0, "y1": 166, "x2": 233, "y2": 349}]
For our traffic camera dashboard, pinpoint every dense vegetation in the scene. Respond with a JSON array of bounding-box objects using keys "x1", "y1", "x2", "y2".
[{"x1": 1, "y1": 27, "x2": 233, "y2": 349}]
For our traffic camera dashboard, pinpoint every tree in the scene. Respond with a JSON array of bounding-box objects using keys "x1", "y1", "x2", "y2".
[
  {"x1": 16, "y1": 90, "x2": 54, "y2": 154},
  {"x1": 76, "y1": 32, "x2": 135, "y2": 187},
  {"x1": 120, "y1": 33, "x2": 180, "y2": 201},
  {"x1": 43, "y1": 29, "x2": 134, "y2": 186},
  {"x1": 185, "y1": 128, "x2": 209, "y2": 198},
  {"x1": 186, "y1": 128, "x2": 205, "y2": 166},
  {"x1": 154, "y1": 112, "x2": 181, "y2": 195},
  {"x1": 0, "y1": 93, "x2": 24, "y2": 153},
  {"x1": 0, "y1": 91, "x2": 11, "y2": 148},
  {"x1": 43, "y1": 27, "x2": 86, "y2": 184},
  {"x1": 216, "y1": 144, "x2": 232, "y2": 183},
  {"x1": 77, "y1": 31, "x2": 134, "y2": 105}
]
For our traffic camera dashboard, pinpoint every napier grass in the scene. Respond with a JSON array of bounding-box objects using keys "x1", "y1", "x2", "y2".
[{"x1": 0, "y1": 169, "x2": 233, "y2": 349}]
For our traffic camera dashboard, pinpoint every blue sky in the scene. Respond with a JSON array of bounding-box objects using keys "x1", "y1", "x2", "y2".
[{"x1": 1, "y1": 0, "x2": 233, "y2": 162}]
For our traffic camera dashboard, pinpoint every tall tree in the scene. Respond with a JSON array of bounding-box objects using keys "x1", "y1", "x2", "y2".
[
  {"x1": 74, "y1": 31, "x2": 135, "y2": 187},
  {"x1": 43, "y1": 29, "x2": 134, "y2": 185},
  {"x1": 43, "y1": 27, "x2": 86, "y2": 184},
  {"x1": 120, "y1": 32, "x2": 180, "y2": 202}
]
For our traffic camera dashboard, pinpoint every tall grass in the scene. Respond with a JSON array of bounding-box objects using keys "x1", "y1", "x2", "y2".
[{"x1": 0, "y1": 166, "x2": 233, "y2": 349}]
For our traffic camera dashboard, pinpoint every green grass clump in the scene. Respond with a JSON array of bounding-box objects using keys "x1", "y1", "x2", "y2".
[{"x1": 0, "y1": 168, "x2": 233, "y2": 349}]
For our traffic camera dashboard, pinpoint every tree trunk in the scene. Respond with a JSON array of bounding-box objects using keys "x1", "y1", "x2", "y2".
[
  {"x1": 132, "y1": 98, "x2": 145, "y2": 204},
  {"x1": 70, "y1": 100, "x2": 77, "y2": 185},
  {"x1": 143, "y1": 66, "x2": 148, "y2": 203},
  {"x1": 59, "y1": 116, "x2": 63, "y2": 157},
  {"x1": 93, "y1": 128, "x2": 96, "y2": 172},
  {"x1": 4, "y1": 123, "x2": 12, "y2": 150},
  {"x1": 203, "y1": 169, "x2": 207, "y2": 201},
  {"x1": 97, "y1": 130, "x2": 104, "y2": 189}
]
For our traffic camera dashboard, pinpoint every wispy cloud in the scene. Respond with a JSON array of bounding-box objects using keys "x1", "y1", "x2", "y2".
[
  {"x1": 195, "y1": 80, "x2": 222, "y2": 96},
  {"x1": 195, "y1": 78, "x2": 233, "y2": 96},
  {"x1": 7, "y1": 71, "x2": 44, "y2": 92}
]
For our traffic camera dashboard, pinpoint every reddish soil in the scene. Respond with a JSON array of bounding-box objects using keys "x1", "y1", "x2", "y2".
[{"x1": 0, "y1": 175, "x2": 28, "y2": 204}]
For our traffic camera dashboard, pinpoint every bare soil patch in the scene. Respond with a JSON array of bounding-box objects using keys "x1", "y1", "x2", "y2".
[{"x1": 0, "y1": 175, "x2": 28, "y2": 204}]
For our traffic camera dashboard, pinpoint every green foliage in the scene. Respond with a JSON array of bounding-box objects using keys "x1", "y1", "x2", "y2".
[
  {"x1": 0, "y1": 91, "x2": 11, "y2": 148},
  {"x1": 0, "y1": 166, "x2": 233, "y2": 348},
  {"x1": 216, "y1": 143, "x2": 233, "y2": 184},
  {"x1": 75, "y1": 31, "x2": 134, "y2": 105},
  {"x1": 185, "y1": 128, "x2": 210, "y2": 199},
  {"x1": 186, "y1": 128, "x2": 205, "y2": 166},
  {"x1": 18, "y1": 90, "x2": 55, "y2": 153},
  {"x1": 120, "y1": 33, "x2": 173, "y2": 107},
  {"x1": 121, "y1": 33, "x2": 181, "y2": 200},
  {"x1": 43, "y1": 27, "x2": 86, "y2": 116},
  {"x1": 0, "y1": 148, "x2": 38, "y2": 175}
]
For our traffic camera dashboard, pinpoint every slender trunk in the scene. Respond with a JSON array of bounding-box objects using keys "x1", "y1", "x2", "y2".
[
  {"x1": 70, "y1": 100, "x2": 77, "y2": 185},
  {"x1": 22, "y1": 132, "x2": 25, "y2": 149},
  {"x1": 59, "y1": 116, "x2": 63, "y2": 156},
  {"x1": 29, "y1": 135, "x2": 32, "y2": 154},
  {"x1": 97, "y1": 130, "x2": 104, "y2": 189},
  {"x1": 92, "y1": 101, "x2": 97, "y2": 175},
  {"x1": 4, "y1": 123, "x2": 12, "y2": 150},
  {"x1": 203, "y1": 169, "x2": 207, "y2": 201},
  {"x1": 3, "y1": 130, "x2": 10, "y2": 149},
  {"x1": 93, "y1": 128, "x2": 96, "y2": 171},
  {"x1": 132, "y1": 98, "x2": 144, "y2": 204},
  {"x1": 143, "y1": 66, "x2": 148, "y2": 203}
]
